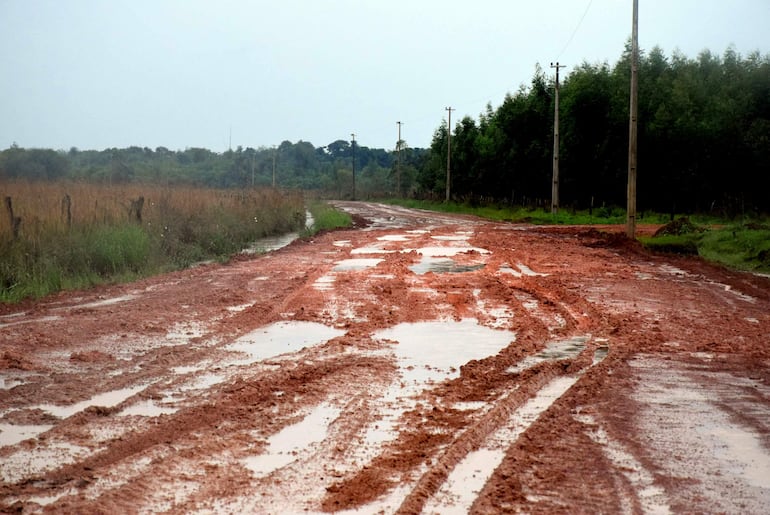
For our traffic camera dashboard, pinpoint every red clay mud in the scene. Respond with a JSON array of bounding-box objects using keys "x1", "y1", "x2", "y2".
[{"x1": 1, "y1": 201, "x2": 768, "y2": 513}]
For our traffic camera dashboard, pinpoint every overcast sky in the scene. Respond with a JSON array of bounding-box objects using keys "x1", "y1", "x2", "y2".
[{"x1": 1, "y1": 0, "x2": 767, "y2": 152}]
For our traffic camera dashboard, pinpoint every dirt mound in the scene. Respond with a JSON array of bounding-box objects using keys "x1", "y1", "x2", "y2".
[{"x1": 653, "y1": 217, "x2": 704, "y2": 237}]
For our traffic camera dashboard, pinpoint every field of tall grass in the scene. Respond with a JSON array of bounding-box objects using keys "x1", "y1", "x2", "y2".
[{"x1": 1, "y1": 180, "x2": 306, "y2": 302}]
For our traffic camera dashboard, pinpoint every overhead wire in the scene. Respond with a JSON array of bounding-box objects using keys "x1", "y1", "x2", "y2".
[{"x1": 556, "y1": 0, "x2": 595, "y2": 61}]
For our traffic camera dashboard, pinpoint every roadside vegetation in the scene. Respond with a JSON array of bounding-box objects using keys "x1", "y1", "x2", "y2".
[
  {"x1": 304, "y1": 200, "x2": 353, "y2": 236},
  {"x1": 0, "y1": 180, "x2": 305, "y2": 303}
]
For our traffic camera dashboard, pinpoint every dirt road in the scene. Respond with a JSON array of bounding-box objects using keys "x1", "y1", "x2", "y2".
[{"x1": 1, "y1": 201, "x2": 769, "y2": 513}]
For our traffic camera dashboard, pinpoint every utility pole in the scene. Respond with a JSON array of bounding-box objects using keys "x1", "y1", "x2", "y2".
[
  {"x1": 396, "y1": 121, "x2": 402, "y2": 197},
  {"x1": 550, "y1": 62, "x2": 566, "y2": 214},
  {"x1": 351, "y1": 133, "x2": 356, "y2": 201},
  {"x1": 445, "y1": 107, "x2": 454, "y2": 203},
  {"x1": 627, "y1": 0, "x2": 639, "y2": 238}
]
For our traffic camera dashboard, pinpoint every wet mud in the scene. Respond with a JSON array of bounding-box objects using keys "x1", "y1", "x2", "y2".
[{"x1": 1, "y1": 201, "x2": 769, "y2": 513}]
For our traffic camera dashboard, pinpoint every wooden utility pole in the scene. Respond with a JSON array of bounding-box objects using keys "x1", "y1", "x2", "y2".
[
  {"x1": 627, "y1": 0, "x2": 639, "y2": 238},
  {"x1": 396, "y1": 121, "x2": 402, "y2": 197},
  {"x1": 445, "y1": 107, "x2": 454, "y2": 203},
  {"x1": 550, "y1": 62, "x2": 566, "y2": 214},
  {"x1": 351, "y1": 133, "x2": 356, "y2": 201}
]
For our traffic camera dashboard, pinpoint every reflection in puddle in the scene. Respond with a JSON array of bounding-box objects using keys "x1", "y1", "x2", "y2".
[
  {"x1": 410, "y1": 257, "x2": 485, "y2": 275},
  {"x1": 508, "y1": 336, "x2": 589, "y2": 373},
  {"x1": 226, "y1": 321, "x2": 345, "y2": 364},
  {"x1": 376, "y1": 319, "x2": 515, "y2": 388},
  {"x1": 243, "y1": 403, "x2": 340, "y2": 477},
  {"x1": 356, "y1": 320, "x2": 515, "y2": 457},
  {"x1": 333, "y1": 258, "x2": 384, "y2": 271}
]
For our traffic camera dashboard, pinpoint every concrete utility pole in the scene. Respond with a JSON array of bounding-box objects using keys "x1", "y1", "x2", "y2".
[
  {"x1": 445, "y1": 107, "x2": 454, "y2": 203},
  {"x1": 627, "y1": 0, "x2": 639, "y2": 238},
  {"x1": 351, "y1": 133, "x2": 356, "y2": 201},
  {"x1": 396, "y1": 121, "x2": 402, "y2": 197},
  {"x1": 551, "y1": 62, "x2": 566, "y2": 215}
]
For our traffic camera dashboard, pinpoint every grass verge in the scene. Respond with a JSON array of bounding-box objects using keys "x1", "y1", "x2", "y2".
[{"x1": 303, "y1": 201, "x2": 353, "y2": 236}]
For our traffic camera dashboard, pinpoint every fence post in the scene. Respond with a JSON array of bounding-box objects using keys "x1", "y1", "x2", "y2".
[{"x1": 4, "y1": 197, "x2": 21, "y2": 240}]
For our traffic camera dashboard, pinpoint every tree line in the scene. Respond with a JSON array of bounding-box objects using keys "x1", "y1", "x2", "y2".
[
  {"x1": 0, "y1": 140, "x2": 426, "y2": 199},
  {"x1": 2, "y1": 45, "x2": 768, "y2": 215},
  {"x1": 419, "y1": 45, "x2": 770, "y2": 215}
]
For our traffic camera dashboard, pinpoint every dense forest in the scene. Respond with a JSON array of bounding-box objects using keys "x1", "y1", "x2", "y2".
[
  {"x1": 2, "y1": 45, "x2": 768, "y2": 215},
  {"x1": 420, "y1": 45, "x2": 770, "y2": 215}
]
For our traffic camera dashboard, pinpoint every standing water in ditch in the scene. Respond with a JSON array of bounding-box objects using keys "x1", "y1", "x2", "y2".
[{"x1": 243, "y1": 210, "x2": 314, "y2": 253}]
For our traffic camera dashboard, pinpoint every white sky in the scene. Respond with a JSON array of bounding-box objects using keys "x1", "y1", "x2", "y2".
[{"x1": 1, "y1": 0, "x2": 767, "y2": 152}]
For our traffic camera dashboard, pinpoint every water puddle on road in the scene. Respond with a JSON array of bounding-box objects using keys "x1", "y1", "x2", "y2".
[
  {"x1": 409, "y1": 246, "x2": 490, "y2": 257},
  {"x1": 226, "y1": 321, "x2": 345, "y2": 364},
  {"x1": 0, "y1": 423, "x2": 54, "y2": 447},
  {"x1": 410, "y1": 257, "x2": 485, "y2": 275},
  {"x1": 0, "y1": 376, "x2": 24, "y2": 390},
  {"x1": 33, "y1": 384, "x2": 147, "y2": 419},
  {"x1": 118, "y1": 399, "x2": 178, "y2": 417},
  {"x1": 507, "y1": 336, "x2": 589, "y2": 374},
  {"x1": 333, "y1": 258, "x2": 384, "y2": 271},
  {"x1": 243, "y1": 403, "x2": 341, "y2": 477},
  {"x1": 351, "y1": 320, "x2": 516, "y2": 467}
]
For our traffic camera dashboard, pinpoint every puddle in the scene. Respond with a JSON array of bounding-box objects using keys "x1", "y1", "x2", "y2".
[
  {"x1": 354, "y1": 320, "x2": 515, "y2": 458},
  {"x1": 226, "y1": 321, "x2": 345, "y2": 364},
  {"x1": 333, "y1": 240, "x2": 352, "y2": 247},
  {"x1": 410, "y1": 257, "x2": 485, "y2": 275},
  {"x1": 333, "y1": 258, "x2": 384, "y2": 271},
  {"x1": 409, "y1": 246, "x2": 490, "y2": 257},
  {"x1": 425, "y1": 375, "x2": 580, "y2": 514},
  {"x1": 499, "y1": 263, "x2": 548, "y2": 278},
  {"x1": 0, "y1": 423, "x2": 54, "y2": 447},
  {"x1": 244, "y1": 233, "x2": 301, "y2": 253},
  {"x1": 375, "y1": 319, "x2": 515, "y2": 388},
  {"x1": 629, "y1": 356, "x2": 770, "y2": 512},
  {"x1": 67, "y1": 295, "x2": 138, "y2": 310},
  {"x1": 243, "y1": 403, "x2": 340, "y2": 477},
  {"x1": 431, "y1": 234, "x2": 471, "y2": 241},
  {"x1": 0, "y1": 376, "x2": 23, "y2": 390},
  {"x1": 34, "y1": 385, "x2": 147, "y2": 419},
  {"x1": 313, "y1": 274, "x2": 336, "y2": 291},
  {"x1": 0, "y1": 315, "x2": 62, "y2": 329},
  {"x1": 351, "y1": 247, "x2": 396, "y2": 255},
  {"x1": 118, "y1": 399, "x2": 178, "y2": 417},
  {"x1": 243, "y1": 211, "x2": 313, "y2": 254},
  {"x1": 507, "y1": 336, "x2": 589, "y2": 373},
  {"x1": 377, "y1": 234, "x2": 412, "y2": 242}
]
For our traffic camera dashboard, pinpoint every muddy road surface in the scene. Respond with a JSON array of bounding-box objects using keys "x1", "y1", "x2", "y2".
[{"x1": 1, "y1": 201, "x2": 769, "y2": 513}]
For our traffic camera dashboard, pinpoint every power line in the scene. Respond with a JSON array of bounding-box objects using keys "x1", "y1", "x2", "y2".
[{"x1": 556, "y1": 0, "x2": 594, "y2": 61}]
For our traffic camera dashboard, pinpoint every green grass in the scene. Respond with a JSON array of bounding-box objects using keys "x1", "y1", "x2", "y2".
[
  {"x1": 303, "y1": 201, "x2": 352, "y2": 235},
  {"x1": 381, "y1": 198, "x2": 680, "y2": 225}
]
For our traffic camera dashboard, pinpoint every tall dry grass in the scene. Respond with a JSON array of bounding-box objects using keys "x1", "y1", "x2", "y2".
[{"x1": 1, "y1": 180, "x2": 305, "y2": 302}]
